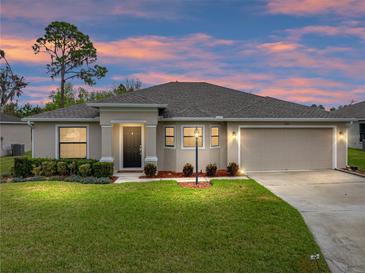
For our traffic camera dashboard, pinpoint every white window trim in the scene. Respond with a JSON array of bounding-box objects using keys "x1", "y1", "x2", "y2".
[
  {"x1": 164, "y1": 125, "x2": 176, "y2": 149},
  {"x1": 210, "y1": 125, "x2": 221, "y2": 149},
  {"x1": 237, "y1": 125, "x2": 339, "y2": 171},
  {"x1": 55, "y1": 124, "x2": 90, "y2": 159},
  {"x1": 181, "y1": 125, "x2": 205, "y2": 150},
  {"x1": 119, "y1": 124, "x2": 145, "y2": 170}
]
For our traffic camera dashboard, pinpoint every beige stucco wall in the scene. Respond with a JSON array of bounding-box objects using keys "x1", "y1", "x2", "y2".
[
  {"x1": 348, "y1": 121, "x2": 363, "y2": 149},
  {"x1": 100, "y1": 108, "x2": 159, "y2": 169},
  {"x1": 156, "y1": 122, "x2": 227, "y2": 172},
  {"x1": 227, "y1": 121, "x2": 348, "y2": 170},
  {"x1": 32, "y1": 122, "x2": 101, "y2": 159},
  {"x1": 0, "y1": 123, "x2": 31, "y2": 156}
]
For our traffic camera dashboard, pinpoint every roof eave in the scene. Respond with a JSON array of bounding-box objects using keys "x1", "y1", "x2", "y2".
[
  {"x1": 87, "y1": 103, "x2": 168, "y2": 108},
  {"x1": 159, "y1": 117, "x2": 355, "y2": 122},
  {"x1": 0, "y1": 121, "x2": 28, "y2": 124},
  {"x1": 22, "y1": 117, "x2": 100, "y2": 122}
]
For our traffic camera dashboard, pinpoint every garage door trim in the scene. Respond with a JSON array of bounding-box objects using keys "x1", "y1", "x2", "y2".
[{"x1": 238, "y1": 125, "x2": 337, "y2": 171}]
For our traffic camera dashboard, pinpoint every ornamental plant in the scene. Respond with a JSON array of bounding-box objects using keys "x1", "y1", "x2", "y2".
[
  {"x1": 183, "y1": 163, "x2": 194, "y2": 177},
  {"x1": 206, "y1": 163, "x2": 217, "y2": 177}
]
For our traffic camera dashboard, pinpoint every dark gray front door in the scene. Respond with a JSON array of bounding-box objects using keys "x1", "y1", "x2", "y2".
[{"x1": 123, "y1": 127, "x2": 142, "y2": 168}]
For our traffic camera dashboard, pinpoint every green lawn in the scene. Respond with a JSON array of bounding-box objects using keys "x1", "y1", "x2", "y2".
[
  {"x1": 0, "y1": 151, "x2": 31, "y2": 176},
  {"x1": 348, "y1": 148, "x2": 365, "y2": 171},
  {"x1": 0, "y1": 180, "x2": 328, "y2": 272}
]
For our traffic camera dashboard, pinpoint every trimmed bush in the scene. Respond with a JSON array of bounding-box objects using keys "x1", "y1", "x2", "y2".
[
  {"x1": 41, "y1": 161, "x2": 57, "y2": 177},
  {"x1": 57, "y1": 162, "x2": 68, "y2": 176},
  {"x1": 227, "y1": 162, "x2": 239, "y2": 176},
  {"x1": 183, "y1": 163, "x2": 194, "y2": 177},
  {"x1": 68, "y1": 161, "x2": 77, "y2": 175},
  {"x1": 79, "y1": 164, "x2": 91, "y2": 177},
  {"x1": 144, "y1": 163, "x2": 157, "y2": 177},
  {"x1": 206, "y1": 163, "x2": 217, "y2": 177},
  {"x1": 93, "y1": 162, "x2": 113, "y2": 178},
  {"x1": 13, "y1": 158, "x2": 32, "y2": 177},
  {"x1": 32, "y1": 165, "x2": 42, "y2": 176}
]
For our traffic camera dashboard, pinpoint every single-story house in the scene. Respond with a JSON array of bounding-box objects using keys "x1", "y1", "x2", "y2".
[
  {"x1": 23, "y1": 82, "x2": 352, "y2": 172},
  {"x1": 0, "y1": 112, "x2": 31, "y2": 156},
  {"x1": 334, "y1": 101, "x2": 365, "y2": 149}
]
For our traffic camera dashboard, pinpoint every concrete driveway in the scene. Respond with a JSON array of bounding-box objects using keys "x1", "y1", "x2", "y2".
[{"x1": 248, "y1": 170, "x2": 365, "y2": 273}]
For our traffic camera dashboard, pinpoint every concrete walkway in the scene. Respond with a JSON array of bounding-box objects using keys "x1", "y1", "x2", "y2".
[
  {"x1": 114, "y1": 172, "x2": 248, "y2": 183},
  {"x1": 249, "y1": 170, "x2": 365, "y2": 273}
]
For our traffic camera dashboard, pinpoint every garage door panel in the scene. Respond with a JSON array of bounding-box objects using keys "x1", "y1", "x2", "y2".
[{"x1": 240, "y1": 128, "x2": 332, "y2": 171}]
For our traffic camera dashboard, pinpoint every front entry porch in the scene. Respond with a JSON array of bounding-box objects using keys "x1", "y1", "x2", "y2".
[{"x1": 100, "y1": 121, "x2": 158, "y2": 171}]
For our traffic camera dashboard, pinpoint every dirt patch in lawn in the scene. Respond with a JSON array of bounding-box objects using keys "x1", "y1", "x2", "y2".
[{"x1": 179, "y1": 181, "x2": 212, "y2": 188}]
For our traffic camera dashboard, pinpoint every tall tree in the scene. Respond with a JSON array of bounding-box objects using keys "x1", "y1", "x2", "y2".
[
  {"x1": 33, "y1": 21, "x2": 107, "y2": 108},
  {"x1": 0, "y1": 50, "x2": 28, "y2": 111}
]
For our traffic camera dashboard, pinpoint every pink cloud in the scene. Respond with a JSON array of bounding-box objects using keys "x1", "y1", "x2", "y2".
[
  {"x1": 0, "y1": 0, "x2": 181, "y2": 22},
  {"x1": 267, "y1": 0, "x2": 365, "y2": 16},
  {"x1": 0, "y1": 36, "x2": 48, "y2": 64},
  {"x1": 96, "y1": 33, "x2": 234, "y2": 63},
  {"x1": 257, "y1": 42, "x2": 299, "y2": 52},
  {"x1": 287, "y1": 25, "x2": 365, "y2": 41}
]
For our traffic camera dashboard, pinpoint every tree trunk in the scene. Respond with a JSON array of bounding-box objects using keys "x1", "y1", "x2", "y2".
[{"x1": 60, "y1": 67, "x2": 65, "y2": 108}]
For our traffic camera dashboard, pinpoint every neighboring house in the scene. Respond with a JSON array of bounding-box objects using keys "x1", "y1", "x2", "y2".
[
  {"x1": 23, "y1": 82, "x2": 352, "y2": 172},
  {"x1": 334, "y1": 101, "x2": 365, "y2": 149},
  {"x1": 0, "y1": 113, "x2": 31, "y2": 156}
]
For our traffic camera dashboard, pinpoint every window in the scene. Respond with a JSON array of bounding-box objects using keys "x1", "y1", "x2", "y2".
[
  {"x1": 183, "y1": 127, "x2": 203, "y2": 148},
  {"x1": 165, "y1": 127, "x2": 175, "y2": 147},
  {"x1": 59, "y1": 127, "x2": 87, "y2": 158},
  {"x1": 211, "y1": 127, "x2": 220, "y2": 147},
  {"x1": 360, "y1": 123, "x2": 365, "y2": 142}
]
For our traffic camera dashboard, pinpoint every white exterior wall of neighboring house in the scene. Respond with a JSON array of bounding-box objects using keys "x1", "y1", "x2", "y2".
[
  {"x1": 0, "y1": 123, "x2": 31, "y2": 156},
  {"x1": 348, "y1": 121, "x2": 364, "y2": 149},
  {"x1": 32, "y1": 122, "x2": 101, "y2": 159}
]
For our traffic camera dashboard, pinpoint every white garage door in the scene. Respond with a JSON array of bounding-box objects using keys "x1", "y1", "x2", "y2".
[{"x1": 240, "y1": 128, "x2": 333, "y2": 171}]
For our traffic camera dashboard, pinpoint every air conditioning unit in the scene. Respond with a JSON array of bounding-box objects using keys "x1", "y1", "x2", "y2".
[{"x1": 11, "y1": 144, "x2": 25, "y2": 156}]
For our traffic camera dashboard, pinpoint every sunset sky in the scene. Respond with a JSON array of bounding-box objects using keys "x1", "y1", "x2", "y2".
[{"x1": 1, "y1": 0, "x2": 364, "y2": 107}]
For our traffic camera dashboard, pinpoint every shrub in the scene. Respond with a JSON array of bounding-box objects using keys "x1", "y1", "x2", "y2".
[
  {"x1": 79, "y1": 164, "x2": 91, "y2": 177},
  {"x1": 41, "y1": 161, "x2": 57, "y2": 177},
  {"x1": 183, "y1": 163, "x2": 194, "y2": 177},
  {"x1": 68, "y1": 161, "x2": 77, "y2": 175},
  {"x1": 227, "y1": 162, "x2": 239, "y2": 176},
  {"x1": 144, "y1": 163, "x2": 157, "y2": 177},
  {"x1": 32, "y1": 165, "x2": 42, "y2": 176},
  {"x1": 206, "y1": 163, "x2": 217, "y2": 177},
  {"x1": 93, "y1": 162, "x2": 113, "y2": 177},
  {"x1": 13, "y1": 158, "x2": 32, "y2": 177},
  {"x1": 57, "y1": 162, "x2": 68, "y2": 176}
]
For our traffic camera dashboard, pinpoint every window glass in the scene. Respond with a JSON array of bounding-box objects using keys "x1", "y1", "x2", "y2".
[
  {"x1": 183, "y1": 127, "x2": 203, "y2": 147},
  {"x1": 211, "y1": 127, "x2": 219, "y2": 147},
  {"x1": 60, "y1": 143, "x2": 87, "y2": 158},
  {"x1": 60, "y1": 127, "x2": 86, "y2": 142},
  {"x1": 59, "y1": 127, "x2": 87, "y2": 158},
  {"x1": 165, "y1": 127, "x2": 175, "y2": 147}
]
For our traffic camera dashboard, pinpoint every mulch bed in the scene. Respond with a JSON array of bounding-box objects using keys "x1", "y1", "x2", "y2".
[
  {"x1": 139, "y1": 169, "x2": 231, "y2": 179},
  {"x1": 179, "y1": 181, "x2": 212, "y2": 188}
]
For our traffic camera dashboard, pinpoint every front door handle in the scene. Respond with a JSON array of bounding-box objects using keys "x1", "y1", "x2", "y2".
[{"x1": 139, "y1": 145, "x2": 142, "y2": 155}]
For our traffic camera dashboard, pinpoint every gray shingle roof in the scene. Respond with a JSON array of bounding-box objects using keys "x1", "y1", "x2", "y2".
[
  {"x1": 333, "y1": 101, "x2": 365, "y2": 119},
  {"x1": 25, "y1": 104, "x2": 99, "y2": 119},
  {"x1": 0, "y1": 112, "x2": 25, "y2": 123},
  {"x1": 26, "y1": 82, "x2": 340, "y2": 120},
  {"x1": 96, "y1": 82, "x2": 332, "y2": 118}
]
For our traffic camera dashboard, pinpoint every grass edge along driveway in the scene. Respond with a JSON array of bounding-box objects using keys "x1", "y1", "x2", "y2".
[
  {"x1": 348, "y1": 148, "x2": 365, "y2": 171},
  {"x1": 0, "y1": 179, "x2": 329, "y2": 272}
]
